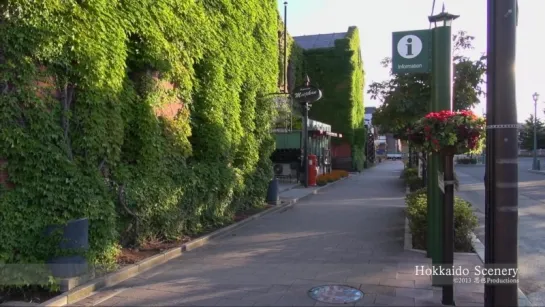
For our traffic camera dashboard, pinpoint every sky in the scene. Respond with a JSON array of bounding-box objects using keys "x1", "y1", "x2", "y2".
[{"x1": 277, "y1": 0, "x2": 545, "y2": 123}]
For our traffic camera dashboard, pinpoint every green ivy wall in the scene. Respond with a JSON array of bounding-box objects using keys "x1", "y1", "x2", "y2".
[
  {"x1": 0, "y1": 0, "x2": 282, "y2": 272},
  {"x1": 303, "y1": 27, "x2": 366, "y2": 170}
]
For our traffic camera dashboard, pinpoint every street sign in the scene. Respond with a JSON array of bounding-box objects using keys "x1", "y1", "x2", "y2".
[
  {"x1": 292, "y1": 85, "x2": 322, "y2": 104},
  {"x1": 392, "y1": 29, "x2": 431, "y2": 74},
  {"x1": 437, "y1": 171, "x2": 444, "y2": 193}
]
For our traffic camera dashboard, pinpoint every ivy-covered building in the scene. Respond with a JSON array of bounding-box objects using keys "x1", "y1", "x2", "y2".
[{"x1": 293, "y1": 27, "x2": 366, "y2": 171}]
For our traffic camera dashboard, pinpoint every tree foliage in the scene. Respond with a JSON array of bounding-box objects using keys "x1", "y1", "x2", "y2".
[
  {"x1": 368, "y1": 31, "x2": 487, "y2": 137},
  {"x1": 519, "y1": 114, "x2": 545, "y2": 150}
]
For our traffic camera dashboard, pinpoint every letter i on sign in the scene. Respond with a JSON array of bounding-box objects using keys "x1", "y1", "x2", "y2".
[{"x1": 406, "y1": 38, "x2": 413, "y2": 56}]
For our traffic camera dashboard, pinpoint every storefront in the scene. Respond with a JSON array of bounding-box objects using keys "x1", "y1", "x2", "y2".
[{"x1": 271, "y1": 119, "x2": 342, "y2": 181}]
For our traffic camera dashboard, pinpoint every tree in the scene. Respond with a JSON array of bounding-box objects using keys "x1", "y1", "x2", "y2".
[
  {"x1": 368, "y1": 31, "x2": 487, "y2": 138},
  {"x1": 519, "y1": 114, "x2": 545, "y2": 150}
]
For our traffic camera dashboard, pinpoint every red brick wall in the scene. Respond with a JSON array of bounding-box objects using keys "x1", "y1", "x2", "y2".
[
  {"x1": 148, "y1": 71, "x2": 185, "y2": 120},
  {"x1": 331, "y1": 142, "x2": 352, "y2": 158},
  {"x1": 0, "y1": 158, "x2": 14, "y2": 189}
]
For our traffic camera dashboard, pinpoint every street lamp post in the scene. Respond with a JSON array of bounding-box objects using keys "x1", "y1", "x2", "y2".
[
  {"x1": 532, "y1": 92, "x2": 540, "y2": 170},
  {"x1": 427, "y1": 8, "x2": 458, "y2": 301}
]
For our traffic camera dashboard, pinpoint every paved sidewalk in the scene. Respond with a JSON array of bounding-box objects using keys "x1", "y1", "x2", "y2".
[{"x1": 71, "y1": 162, "x2": 484, "y2": 306}]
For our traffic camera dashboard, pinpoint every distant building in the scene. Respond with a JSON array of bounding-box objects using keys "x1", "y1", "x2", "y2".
[{"x1": 293, "y1": 27, "x2": 365, "y2": 171}]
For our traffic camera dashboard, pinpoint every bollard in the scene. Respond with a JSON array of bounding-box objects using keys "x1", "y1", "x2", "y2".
[
  {"x1": 46, "y1": 218, "x2": 89, "y2": 278},
  {"x1": 266, "y1": 178, "x2": 280, "y2": 205}
]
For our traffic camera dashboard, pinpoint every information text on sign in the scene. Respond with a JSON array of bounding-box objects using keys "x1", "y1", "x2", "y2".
[{"x1": 392, "y1": 29, "x2": 430, "y2": 74}]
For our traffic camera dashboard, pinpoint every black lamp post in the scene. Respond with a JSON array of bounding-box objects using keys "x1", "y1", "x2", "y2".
[
  {"x1": 292, "y1": 76, "x2": 322, "y2": 188},
  {"x1": 532, "y1": 92, "x2": 540, "y2": 170}
]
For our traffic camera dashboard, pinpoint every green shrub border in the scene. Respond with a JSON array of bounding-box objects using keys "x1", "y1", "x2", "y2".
[{"x1": 405, "y1": 188, "x2": 478, "y2": 252}]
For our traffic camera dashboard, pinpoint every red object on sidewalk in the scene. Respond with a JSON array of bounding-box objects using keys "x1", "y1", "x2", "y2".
[{"x1": 308, "y1": 155, "x2": 318, "y2": 186}]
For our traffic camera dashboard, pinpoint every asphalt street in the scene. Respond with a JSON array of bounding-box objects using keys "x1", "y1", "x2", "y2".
[{"x1": 455, "y1": 157, "x2": 545, "y2": 306}]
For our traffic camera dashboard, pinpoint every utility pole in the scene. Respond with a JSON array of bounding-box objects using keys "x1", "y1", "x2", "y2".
[
  {"x1": 485, "y1": 0, "x2": 519, "y2": 306},
  {"x1": 427, "y1": 7, "x2": 458, "y2": 293},
  {"x1": 532, "y1": 92, "x2": 540, "y2": 170},
  {"x1": 283, "y1": 1, "x2": 288, "y2": 93}
]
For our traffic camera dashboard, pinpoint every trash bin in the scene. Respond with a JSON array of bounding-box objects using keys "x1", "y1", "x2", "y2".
[
  {"x1": 45, "y1": 218, "x2": 89, "y2": 278},
  {"x1": 266, "y1": 178, "x2": 279, "y2": 205}
]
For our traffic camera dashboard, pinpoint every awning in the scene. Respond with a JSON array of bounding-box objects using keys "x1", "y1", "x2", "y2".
[{"x1": 309, "y1": 130, "x2": 342, "y2": 138}]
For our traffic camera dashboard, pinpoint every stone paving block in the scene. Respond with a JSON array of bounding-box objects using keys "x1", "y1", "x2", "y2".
[
  {"x1": 354, "y1": 293, "x2": 377, "y2": 306},
  {"x1": 414, "y1": 297, "x2": 443, "y2": 307},
  {"x1": 284, "y1": 270, "x2": 319, "y2": 280},
  {"x1": 456, "y1": 283, "x2": 485, "y2": 294},
  {"x1": 240, "y1": 290, "x2": 284, "y2": 305},
  {"x1": 95, "y1": 296, "x2": 125, "y2": 306},
  {"x1": 413, "y1": 279, "x2": 434, "y2": 290},
  {"x1": 346, "y1": 275, "x2": 381, "y2": 285},
  {"x1": 274, "y1": 290, "x2": 317, "y2": 306},
  {"x1": 359, "y1": 284, "x2": 396, "y2": 296},
  {"x1": 314, "y1": 270, "x2": 351, "y2": 283},
  {"x1": 379, "y1": 278, "x2": 415, "y2": 288},
  {"x1": 114, "y1": 287, "x2": 174, "y2": 299},
  {"x1": 455, "y1": 302, "x2": 483, "y2": 307},
  {"x1": 176, "y1": 297, "x2": 222, "y2": 307},
  {"x1": 455, "y1": 291, "x2": 484, "y2": 303},
  {"x1": 374, "y1": 293, "x2": 416, "y2": 306},
  {"x1": 395, "y1": 287, "x2": 434, "y2": 300},
  {"x1": 396, "y1": 272, "x2": 430, "y2": 281},
  {"x1": 215, "y1": 298, "x2": 256, "y2": 306},
  {"x1": 267, "y1": 284, "x2": 292, "y2": 293}
]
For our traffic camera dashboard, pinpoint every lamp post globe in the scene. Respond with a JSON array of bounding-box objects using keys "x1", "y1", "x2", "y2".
[{"x1": 532, "y1": 92, "x2": 540, "y2": 170}]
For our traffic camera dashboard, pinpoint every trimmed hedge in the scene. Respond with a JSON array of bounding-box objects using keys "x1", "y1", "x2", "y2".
[
  {"x1": 402, "y1": 167, "x2": 423, "y2": 191},
  {"x1": 406, "y1": 188, "x2": 478, "y2": 252},
  {"x1": 316, "y1": 170, "x2": 349, "y2": 186},
  {"x1": 0, "y1": 0, "x2": 289, "y2": 285}
]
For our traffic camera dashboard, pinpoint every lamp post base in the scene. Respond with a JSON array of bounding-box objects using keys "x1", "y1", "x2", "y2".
[{"x1": 533, "y1": 159, "x2": 541, "y2": 171}]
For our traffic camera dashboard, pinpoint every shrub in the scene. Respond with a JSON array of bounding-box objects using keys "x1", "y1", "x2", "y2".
[
  {"x1": 407, "y1": 176, "x2": 424, "y2": 192},
  {"x1": 402, "y1": 167, "x2": 422, "y2": 191},
  {"x1": 403, "y1": 167, "x2": 418, "y2": 180},
  {"x1": 316, "y1": 175, "x2": 328, "y2": 186},
  {"x1": 406, "y1": 191, "x2": 478, "y2": 252},
  {"x1": 330, "y1": 170, "x2": 349, "y2": 178}
]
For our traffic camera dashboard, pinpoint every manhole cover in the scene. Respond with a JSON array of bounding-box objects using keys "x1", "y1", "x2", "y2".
[{"x1": 308, "y1": 285, "x2": 364, "y2": 304}]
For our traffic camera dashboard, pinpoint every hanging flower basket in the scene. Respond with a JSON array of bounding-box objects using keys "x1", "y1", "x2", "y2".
[
  {"x1": 407, "y1": 110, "x2": 485, "y2": 155},
  {"x1": 406, "y1": 123, "x2": 426, "y2": 147}
]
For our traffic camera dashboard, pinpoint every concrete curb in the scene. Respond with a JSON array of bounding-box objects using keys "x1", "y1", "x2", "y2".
[
  {"x1": 470, "y1": 233, "x2": 533, "y2": 307},
  {"x1": 402, "y1": 191, "x2": 533, "y2": 306},
  {"x1": 40, "y1": 176, "x2": 350, "y2": 307},
  {"x1": 528, "y1": 169, "x2": 545, "y2": 176}
]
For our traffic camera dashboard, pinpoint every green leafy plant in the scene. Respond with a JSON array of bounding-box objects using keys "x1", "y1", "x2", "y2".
[
  {"x1": 303, "y1": 27, "x2": 365, "y2": 169},
  {"x1": 402, "y1": 167, "x2": 422, "y2": 192},
  {"x1": 406, "y1": 190, "x2": 477, "y2": 252},
  {"x1": 0, "y1": 0, "x2": 294, "y2": 293}
]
